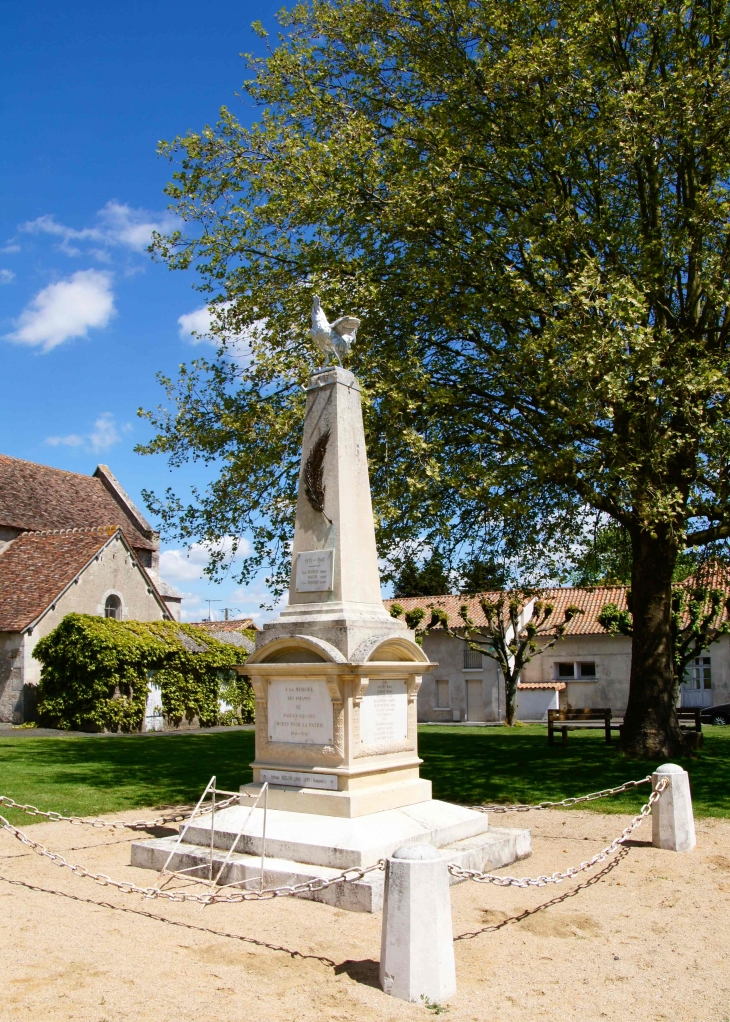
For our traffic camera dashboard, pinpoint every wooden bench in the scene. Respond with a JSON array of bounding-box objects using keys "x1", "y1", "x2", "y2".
[
  {"x1": 677, "y1": 708, "x2": 703, "y2": 749},
  {"x1": 548, "y1": 708, "x2": 616, "y2": 746},
  {"x1": 547, "y1": 707, "x2": 703, "y2": 748}
]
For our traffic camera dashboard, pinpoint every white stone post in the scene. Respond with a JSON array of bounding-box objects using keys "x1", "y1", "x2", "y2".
[
  {"x1": 652, "y1": 763, "x2": 696, "y2": 852},
  {"x1": 379, "y1": 844, "x2": 456, "y2": 1003}
]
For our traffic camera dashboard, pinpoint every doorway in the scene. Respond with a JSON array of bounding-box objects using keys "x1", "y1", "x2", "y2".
[{"x1": 466, "y1": 678, "x2": 485, "y2": 722}]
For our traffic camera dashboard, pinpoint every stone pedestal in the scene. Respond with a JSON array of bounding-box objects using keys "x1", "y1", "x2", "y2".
[
  {"x1": 131, "y1": 358, "x2": 531, "y2": 909},
  {"x1": 652, "y1": 763, "x2": 696, "y2": 852},
  {"x1": 380, "y1": 845, "x2": 457, "y2": 1002}
]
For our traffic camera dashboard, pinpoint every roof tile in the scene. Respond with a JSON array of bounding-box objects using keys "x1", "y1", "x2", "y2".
[
  {"x1": 0, "y1": 528, "x2": 115, "y2": 631},
  {"x1": 0, "y1": 455, "x2": 155, "y2": 551}
]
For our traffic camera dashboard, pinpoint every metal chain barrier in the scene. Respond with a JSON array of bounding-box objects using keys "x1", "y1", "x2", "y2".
[
  {"x1": 449, "y1": 777, "x2": 667, "y2": 888},
  {"x1": 468, "y1": 775, "x2": 653, "y2": 813},
  {"x1": 0, "y1": 790, "x2": 258, "y2": 831},
  {"x1": 0, "y1": 775, "x2": 665, "y2": 903},
  {"x1": 0, "y1": 811, "x2": 385, "y2": 903}
]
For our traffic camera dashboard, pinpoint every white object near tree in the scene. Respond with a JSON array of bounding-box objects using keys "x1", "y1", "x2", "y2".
[
  {"x1": 652, "y1": 763, "x2": 696, "y2": 852},
  {"x1": 310, "y1": 295, "x2": 360, "y2": 367},
  {"x1": 380, "y1": 844, "x2": 456, "y2": 1003}
]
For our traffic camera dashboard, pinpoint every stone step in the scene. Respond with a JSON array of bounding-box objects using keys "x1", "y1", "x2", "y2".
[
  {"x1": 178, "y1": 798, "x2": 503, "y2": 869},
  {"x1": 130, "y1": 824, "x2": 530, "y2": 914}
]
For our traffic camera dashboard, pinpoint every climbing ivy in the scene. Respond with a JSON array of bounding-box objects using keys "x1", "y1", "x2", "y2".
[{"x1": 33, "y1": 613, "x2": 253, "y2": 732}]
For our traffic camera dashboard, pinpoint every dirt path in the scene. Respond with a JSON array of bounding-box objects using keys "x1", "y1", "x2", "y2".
[{"x1": 1, "y1": 806, "x2": 728, "y2": 1022}]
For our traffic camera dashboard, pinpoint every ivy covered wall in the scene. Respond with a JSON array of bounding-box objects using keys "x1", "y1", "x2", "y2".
[{"x1": 33, "y1": 613, "x2": 254, "y2": 732}]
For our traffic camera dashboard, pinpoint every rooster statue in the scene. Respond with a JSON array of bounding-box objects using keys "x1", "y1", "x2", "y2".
[{"x1": 310, "y1": 295, "x2": 360, "y2": 368}]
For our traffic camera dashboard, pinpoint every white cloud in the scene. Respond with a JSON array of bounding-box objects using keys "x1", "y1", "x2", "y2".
[
  {"x1": 20, "y1": 201, "x2": 178, "y2": 258},
  {"x1": 178, "y1": 304, "x2": 219, "y2": 344},
  {"x1": 6, "y1": 270, "x2": 114, "y2": 352},
  {"x1": 1, "y1": 243, "x2": 20, "y2": 254},
  {"x1": 0, "y1": 269, "x2": 15, "y2": 284},
  {"x1": 46, "y1": 412, "x2": 121, "y2": 452},
  {"x1": 159, "y1": 536, "x2": 252, "y2": 584},
  {"x1": 177, "y1": 302, "x2": 260, "y2": 367}
]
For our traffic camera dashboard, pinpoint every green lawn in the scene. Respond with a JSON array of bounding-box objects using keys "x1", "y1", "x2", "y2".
[{"x1": 0, "y1": 724, "x2": 727, "y2": 827}]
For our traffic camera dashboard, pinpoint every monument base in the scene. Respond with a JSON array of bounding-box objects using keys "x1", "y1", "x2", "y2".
[
  {"x1": 239, "y1": 777, "x2": 433, "y2": 818},
  {"x1": 130, "y1": 799, "x2": 531, "y2": 913}
]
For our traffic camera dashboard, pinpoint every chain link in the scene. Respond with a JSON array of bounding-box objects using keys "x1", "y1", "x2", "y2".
[
  {"x1": 449, "y1": 777, "x2": 667, "y2": 888},
  {"x1": 468, "y1": 775, "x2": 653, "y2": 814},
  {"x1": 0, "y1": 792, "x2": 255, "y2": 830},
  {"x1": 0, "y1": 812, "x2": 384, "y2": 903},
  {"x1": 0, "y1": 776, "x2": 666, "y2": 902}
]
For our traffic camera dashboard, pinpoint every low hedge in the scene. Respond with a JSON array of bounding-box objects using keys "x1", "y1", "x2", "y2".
[{"x1": 33, "y1": 613, "x2": 254, "y2": 732}]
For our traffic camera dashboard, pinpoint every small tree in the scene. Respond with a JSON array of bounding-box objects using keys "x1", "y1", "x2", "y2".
[
  {"x1": 600, "y1": 586, "x2": 730, "y2": 706},
  {"x1": 393, "y1": 595, "x2": 581, "y2": 724}
]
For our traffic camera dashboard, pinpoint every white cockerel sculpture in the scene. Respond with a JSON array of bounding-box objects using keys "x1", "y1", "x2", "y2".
[{"x1": 310, "y1": 295, "x2": 360, "y2": 367}]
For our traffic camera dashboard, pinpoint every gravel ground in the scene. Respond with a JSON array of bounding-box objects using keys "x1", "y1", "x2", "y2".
[{"x1": 0, "y1": 805, "x2": 728, "y2": 1022}]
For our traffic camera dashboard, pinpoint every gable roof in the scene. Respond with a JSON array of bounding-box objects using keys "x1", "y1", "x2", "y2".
[
  {"x1": 0, "y1": 455, "x2": 155, "y2": 552},
  {"x1": 0, "y1": 527, "x2": 169, "y2": 632}
]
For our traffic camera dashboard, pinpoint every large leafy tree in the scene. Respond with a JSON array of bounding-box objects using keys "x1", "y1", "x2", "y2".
[{"x1": 142, "y1": 0, "x2": 730, "y2": 756}]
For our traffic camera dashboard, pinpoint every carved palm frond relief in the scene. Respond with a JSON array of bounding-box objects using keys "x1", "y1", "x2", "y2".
[{"x1": 304, "y1": 427, "x2": 330, "y2": 518}]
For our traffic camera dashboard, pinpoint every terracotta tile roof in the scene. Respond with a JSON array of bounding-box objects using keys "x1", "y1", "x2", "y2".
[
  {"x1": 189, "y1": 618, "x2": 261, "y2": 632},
  {"x1": 0, "y1": 455, "x2": 155, "y2": 551},
  {"x1": 538, "y1": 587, "x2": 629, "y2": 635},
  {"x1": 0, "y1": 527, "x2": 115, "y2": 631},
  {"x1": 517, "y1": 681, "x2": 567, "y2": 690},
  {"x1": 384, "y1": 587, "x2": 629, "y2": 636},
  {"x1": 384, "y1": 561, "x2": 730, "y2": 638}
]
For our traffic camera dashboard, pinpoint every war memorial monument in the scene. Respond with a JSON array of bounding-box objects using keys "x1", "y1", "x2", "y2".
[{"x1": 132, "y1": 301, "x2": 531, "y2": 910}]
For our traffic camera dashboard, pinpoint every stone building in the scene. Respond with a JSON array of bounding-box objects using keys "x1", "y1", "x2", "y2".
[
  {"x1": 0, "y1": 455, "x2": 181, "y2": 722},
  {"x1": 386, "y1": 579, "x2": 730, "y2": 723}
]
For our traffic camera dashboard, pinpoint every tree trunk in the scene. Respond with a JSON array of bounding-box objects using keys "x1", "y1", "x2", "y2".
[
  {"x1": 621, "y1": 528, "x2": 684, "y2": 758},
  {"x1": 504, "y1": 673, "x2": 517, "y2": 726}
]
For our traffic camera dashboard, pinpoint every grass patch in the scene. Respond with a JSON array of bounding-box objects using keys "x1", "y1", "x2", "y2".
[
  {"x1": 0, "y1": 724, "x2": 727, "y2": 826},
  {"x1": 0, "y1": 730, "x2": 256, "y2": 826},
  {"x1": 418, "y1": 724, "x2": 730, "y2": 817}
]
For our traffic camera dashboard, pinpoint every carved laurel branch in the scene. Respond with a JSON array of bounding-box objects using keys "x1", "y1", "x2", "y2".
[{"x1": 304, "y1": 427, "x2": 331, "y2": 522}]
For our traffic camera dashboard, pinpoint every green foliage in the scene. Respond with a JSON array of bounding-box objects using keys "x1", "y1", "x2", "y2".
[
  {"x1": 459, "y1": 557, "x2": 508, "y2": 595},
  {"x1": 389, "y1": 602, "x2": 404, "y2": 620},
  {"x1": 393, "y1": 551, "x2": 452, "y2": 598},
  {"x1": 600, "y1": 584, "x2": 730, "y2": 695},
  {"x1": 572, "y1": 524, "x2": 634, "y2": 587},
  {"x1": 33, "y1": 614, "x2": 249, "y2": 733},
  {"x1": 141, "y1": 0, "x2": 730, "y2": 752}
]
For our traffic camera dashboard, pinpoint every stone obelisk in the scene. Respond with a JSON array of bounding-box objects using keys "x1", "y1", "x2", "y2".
[
  {"x1": 260, "y1": 365, "x2": 410, "y2": 660},
  {"x1": 131, "y1": 302, "x2": 531, "y2": 911}
]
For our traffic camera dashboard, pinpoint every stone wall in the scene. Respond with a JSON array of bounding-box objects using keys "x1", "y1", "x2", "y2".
[
  {"x1": 418, "y1": 631, "x2": 501, "y2": 722},
  {"x1": 0, "y1": 631, "x2": 24, "y2": 723}
]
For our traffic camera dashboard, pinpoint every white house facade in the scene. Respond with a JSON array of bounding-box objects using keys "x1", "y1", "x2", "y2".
[{"x1": 385, "y1": 582, "x2": 730, "y2": 723}]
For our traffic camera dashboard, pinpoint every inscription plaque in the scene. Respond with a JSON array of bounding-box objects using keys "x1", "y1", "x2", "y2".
[
  {"x1": 260, "y1": 769, "x2": 338, "y2": 790},
  {"x1": 296, "y1": 549, "x2": 334, "y2": 592},
  {"x1": 267, "y1": 679, "x2": 333, "y2": 745},
  {"x1": 359, "y1": 679, "x2": 408, "y2": 745}
]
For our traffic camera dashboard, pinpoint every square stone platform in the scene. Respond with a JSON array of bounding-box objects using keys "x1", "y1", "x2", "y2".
[{"x1": 131, "y1": 798, "x2": 530, "y2": 912}]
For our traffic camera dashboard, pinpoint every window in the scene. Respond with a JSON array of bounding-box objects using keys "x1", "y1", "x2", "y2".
[
  {"x1": 435, "y1": 679, "x2": 450, "y2": 709},
  {"x1": 578, "y1": 662, "x2": 596, "y2": 678},
  {"x1": 555, "y1": 662, "x2": 575, "y2": 679},
  {"x1": 685, "y1": 657, "x2": 712, "y2": 690},
  {"x1": 104, "y1": 594, "x2": 122, "y2": 620},
  {"x1": 463, "y1": 648, "x2": 483, "y2": 670}
]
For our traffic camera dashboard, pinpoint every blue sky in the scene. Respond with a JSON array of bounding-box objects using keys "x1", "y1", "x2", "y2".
[{"x1": 0, "y1": 0, "x2": 287, "y2": 624}]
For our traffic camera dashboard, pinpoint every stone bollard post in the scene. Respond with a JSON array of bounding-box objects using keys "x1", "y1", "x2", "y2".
[
  {"x1": 379, "y1": 844, "x2": 456, "y2": 1004},
  {"x1": 652, "y1": 763, "x2": 696, "y2": 852}
]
